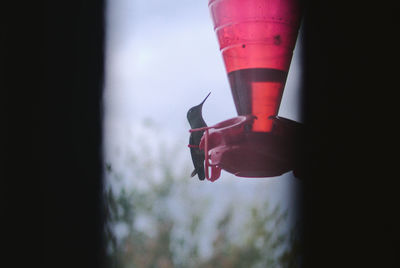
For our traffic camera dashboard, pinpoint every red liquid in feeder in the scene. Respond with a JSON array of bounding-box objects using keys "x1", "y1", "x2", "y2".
[{"x1": 228, "y1": 68, "x2": 287, "y2": 132}]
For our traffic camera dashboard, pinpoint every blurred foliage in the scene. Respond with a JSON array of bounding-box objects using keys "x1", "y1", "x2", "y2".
[{"x1": 103, "y1": 126, "x2": 302, "y2": 268}]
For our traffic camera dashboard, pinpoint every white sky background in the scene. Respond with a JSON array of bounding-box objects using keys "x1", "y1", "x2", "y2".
[{"x1": 104, "y1": 0, "x2": 303, "y2": 259}]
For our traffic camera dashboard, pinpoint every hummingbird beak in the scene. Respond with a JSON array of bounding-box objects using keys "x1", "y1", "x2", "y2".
[{"x1": 200, "y1": 92, "x2": 211, "y2": 106}]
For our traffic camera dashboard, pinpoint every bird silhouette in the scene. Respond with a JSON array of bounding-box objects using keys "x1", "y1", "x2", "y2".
[{"x1": 187, "y1": 92, "x2": 211, "y2": 180}]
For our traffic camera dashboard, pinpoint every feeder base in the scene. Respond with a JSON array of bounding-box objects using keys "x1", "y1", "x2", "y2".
[{"x1": 210, "y1": 132, "x2": 293, "y2": 178}]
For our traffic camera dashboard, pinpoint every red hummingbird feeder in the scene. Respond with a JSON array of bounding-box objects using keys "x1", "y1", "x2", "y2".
[{"x1": 191, "y1": 0, "x2": 302, "y2": 181}]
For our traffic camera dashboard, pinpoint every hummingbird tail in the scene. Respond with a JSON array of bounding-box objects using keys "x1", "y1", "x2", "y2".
[
  {"x1": 190, "y1": 169, "x2": 197, "y2": 177},
  {"x1": 197, "y1": 167, "x2": 205, "y2": 180}
]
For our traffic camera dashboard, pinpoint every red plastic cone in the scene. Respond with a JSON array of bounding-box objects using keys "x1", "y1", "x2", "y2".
[{"x1": 209, "y1": 0, "x2": 302, "y2": 132}]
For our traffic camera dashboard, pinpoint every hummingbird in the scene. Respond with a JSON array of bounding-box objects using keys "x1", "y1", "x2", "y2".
[{"x1": 187, "y1": 92, "x2": 211, "y2": 181}]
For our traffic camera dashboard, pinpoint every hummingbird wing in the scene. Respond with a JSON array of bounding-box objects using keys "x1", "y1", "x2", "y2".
[{"x1": 189, "y1": 133, "x2": 206, "y2": 181}]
